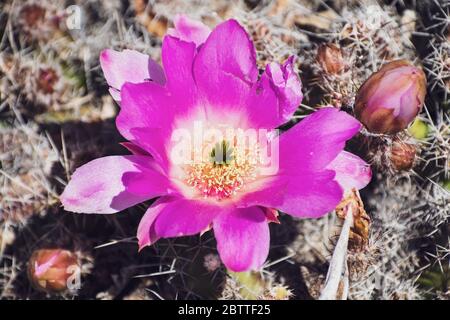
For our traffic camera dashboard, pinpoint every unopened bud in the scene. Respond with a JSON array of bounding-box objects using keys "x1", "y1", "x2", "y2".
[
  {"x1": 37, "y1": 68, "x2": 59, "y2": 94},
  {"x1": 317, "y1": 44, "x2": 345, "y2": 74},
  {"x1": 28, "y1": 249, "x2": 79, "y2": 293},
  {"x1": 19, "y1": 4, "x2": 46, "y2": 29},
  {"x1": 355, "y1": 60, "x2": 427, "y2": 134},
  {"x1": 389, "y1": 140, "x2": 416, "y2": 171}
]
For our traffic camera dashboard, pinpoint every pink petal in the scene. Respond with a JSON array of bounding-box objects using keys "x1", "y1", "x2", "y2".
[
  {"x1": 118, "y1": 79, "x2": 198, "y2": 167},
  {"x1": 100, "y1": 49, "x2": 166, "y2": 101},
  {"x1": 121, "y1": 160, "x2": 172, "y2": 197},
  {"x1": 264, "y1": 56, "x2": 303, "y2": 122},
  {"x1": 137, "y1": 197, "x2": 173, "y2": 250},
  {"x1": 276, "y1": 170, "x2": 343, "y2": 218},
  {"x1": 109, "y1": 88, "x2": 121, "y2": 101},
  {"x1": 236, "y1": 176, "x2": 287, "y2": 209},
  {"x1": 278, "y1": 107, "x2": 361, "y2": 173},
  {"x1": 167, "y1": 14, "x2": 211, "y2": 47},
  {"x1": 193, "y1": 19, "x2": 258, "y2": 112},
  {"x1": 153, "y1": 199, "x2": 226, "y2": 238},
  {"x1": 245, "y1": 72, "x2": 285, "y2": 128},
  {"x1": 236, "y1": 108, "x2": 361, "y2": 215},
  {"x1": 327, "y1": 151, "x2": 372, "y2": 192},
  {"x1": 161, "y1": 36, "x2": 198, "y2": 108},
  {"x1": 245, "y1": 56, "x2": 303, "y2": 128},
  {"x1": 195, "y1": 20, "x2": 257, "y2": 84},
  {"x1": 235, "y1": 167, "x2": 343, "y2": 218},
  {"x1": 128, "y1": 128, "x2": 170, "y2": 169},
  {"x1": 264, "y1": 108, "x2": 361, "y2": 218},
  {"x1": 61, "y1": 155, "x2": 170, "y2": 214},
  {"x1": 118, "y1": 82, "x2": 174, "y2": 141},
  {"x1": 213, "y1": 206, "x2": 269, "y2": 272}
]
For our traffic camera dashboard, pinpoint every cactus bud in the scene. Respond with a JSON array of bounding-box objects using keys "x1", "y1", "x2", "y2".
[
  {"x1": 355, "y1": 60, "x2": 427, "y2": 134},
  {"x1": 19, "y1": 4, "x2": 46, "y2": 30},
  {"x1": 389, "y1": 140, "x2": 416, "y2": 171},
  {"x1": 317, "y1": 44, "x2": 345, "y2": 74},
  {"x1": 28, "y1": 249, "x2": 80, "y2": 293},
  {"x1": 37, "y1": 68, "x2": 59, "y2": 94}
]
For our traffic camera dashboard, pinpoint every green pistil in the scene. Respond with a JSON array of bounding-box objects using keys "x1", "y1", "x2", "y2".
[{"x1": 210, "y1": 140, "x2": 234, "y2": 166}]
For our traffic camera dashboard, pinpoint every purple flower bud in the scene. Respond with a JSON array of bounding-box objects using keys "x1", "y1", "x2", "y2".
[{"x1": 355, "y1": 60, "x2": 427, "y2": 134}]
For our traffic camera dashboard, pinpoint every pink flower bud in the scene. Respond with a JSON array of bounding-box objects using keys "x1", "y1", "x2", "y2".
[
  {"x1": 28, "y1": 249, "x2": 79, "y2": 293},
  {"x1": 355, "y1": 60, "x2": 427, "y2": 134}
]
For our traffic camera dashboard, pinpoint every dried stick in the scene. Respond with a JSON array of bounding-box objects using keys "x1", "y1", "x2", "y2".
[{"x1": 319, "y1": 205, "x2": 353, "y2": 300}]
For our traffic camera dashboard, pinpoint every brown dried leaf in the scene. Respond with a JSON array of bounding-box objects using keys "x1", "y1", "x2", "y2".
[{"x1": 336, "y1": 188, "x2": 370, "y2": 251}]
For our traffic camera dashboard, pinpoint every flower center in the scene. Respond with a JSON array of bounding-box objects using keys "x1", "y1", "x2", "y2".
[{"x1": 185, "y1": 140, "x2": 258, "y2": 200}]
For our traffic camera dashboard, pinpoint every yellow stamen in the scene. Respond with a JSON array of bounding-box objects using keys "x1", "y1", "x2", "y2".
[{"x1": 185, "y1": 141, "x2": 258, "y2": 200}]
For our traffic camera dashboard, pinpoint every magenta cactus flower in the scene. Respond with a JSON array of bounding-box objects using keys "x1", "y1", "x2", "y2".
[
  {"x1": 61, "y1": 17, "x2": 371, "y2": 272},
  {"x1": 355, "y1": 60, "x2": 427, "y2": 134}
]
